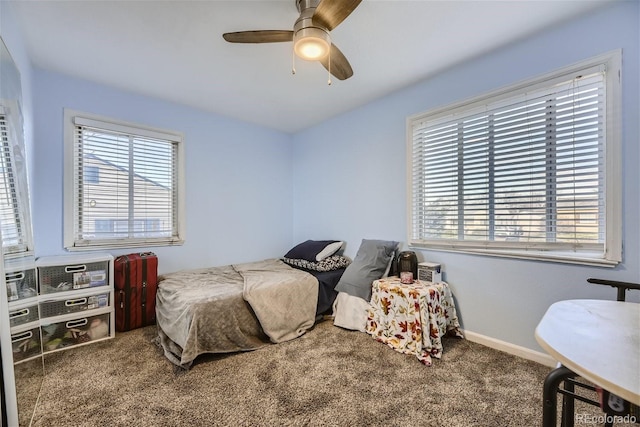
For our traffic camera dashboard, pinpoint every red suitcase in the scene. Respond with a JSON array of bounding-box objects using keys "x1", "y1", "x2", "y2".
[{"x1": 114, "y1": 252, "x2": 158, "y2": 332}]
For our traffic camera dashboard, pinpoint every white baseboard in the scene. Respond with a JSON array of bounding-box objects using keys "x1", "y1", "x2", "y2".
[{"x1": 462, "y1": 330, "x2": 557, "y2": 368}]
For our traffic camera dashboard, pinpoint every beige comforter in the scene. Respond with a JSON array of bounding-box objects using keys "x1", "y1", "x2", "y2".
[
  {"x1": 156, "y1": 259, "x2": 318, "y2": 368},
  {"x1": 237, "y1": 259, "x2": 318, "y2": 343}
]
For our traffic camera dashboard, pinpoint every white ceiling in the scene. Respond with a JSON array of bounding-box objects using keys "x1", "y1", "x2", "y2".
[{"x1": 10, "y1": 0, "x2": 612, "y2": 134}]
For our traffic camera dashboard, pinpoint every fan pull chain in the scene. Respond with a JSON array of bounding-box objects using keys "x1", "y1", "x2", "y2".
[
  {"x1": 327, "y1": 50, "x2": 332, "y2": 85},
  {"x1": 292, "y1": 47, "x2": 296, "y2": 75}
]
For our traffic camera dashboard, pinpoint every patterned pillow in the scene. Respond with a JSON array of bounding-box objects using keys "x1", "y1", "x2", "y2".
[{"x1": 282, "y1": 255, "x2": 351, "y2": 272}]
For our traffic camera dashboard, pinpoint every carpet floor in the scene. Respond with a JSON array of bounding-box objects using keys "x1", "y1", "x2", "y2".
[{"x1": 17, "y1": 319, "x2": 602, "y2": 426}]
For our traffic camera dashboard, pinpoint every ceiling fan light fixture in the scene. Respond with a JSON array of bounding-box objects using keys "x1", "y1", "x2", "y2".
[
  {"x1": 223, "y1": 0, "x2": 360, "y2": 80},
  {"x1": 294, "y1": 27, "x2": 330, "y2": 60}
]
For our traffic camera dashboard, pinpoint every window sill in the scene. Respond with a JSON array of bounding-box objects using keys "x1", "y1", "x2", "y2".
[
  {"x1": 409, "y1": 242, "x2": 619, "y2": 268},
  {"x1": 65, "y1": 239, "x2": 184, "y2": 251}
]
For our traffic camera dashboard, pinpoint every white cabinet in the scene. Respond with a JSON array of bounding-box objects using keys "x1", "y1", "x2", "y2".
[{"x1": 5, "y1": 254, "x2": 116, "y2": 364}]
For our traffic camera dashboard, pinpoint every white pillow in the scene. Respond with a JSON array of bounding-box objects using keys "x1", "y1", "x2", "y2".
[
  {"x1": 332, "y1": 292, "x2": 371, "y2": 332},
  {"x1": 315, "y1": 241, "x2": 344, "y2": 261}
]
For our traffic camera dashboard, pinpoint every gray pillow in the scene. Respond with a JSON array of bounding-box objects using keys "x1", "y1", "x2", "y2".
[{"x1": 335, "y1": 239, "x2": 399, "y2": 301}]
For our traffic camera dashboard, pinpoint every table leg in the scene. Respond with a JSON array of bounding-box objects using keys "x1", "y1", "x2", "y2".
[
  {"x1": 561, "y1": 376, "x2": 575, "y2": 427},
  {"x1": 543, "y1": 365, "x2": 576, "y2": 427}
]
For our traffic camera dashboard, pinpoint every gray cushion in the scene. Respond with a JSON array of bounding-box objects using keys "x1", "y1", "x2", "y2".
[{"x1": 335, "y1": 239, "x2": 399, "y2": 301}]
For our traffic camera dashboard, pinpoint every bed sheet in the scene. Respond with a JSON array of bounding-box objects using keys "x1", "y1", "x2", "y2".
[{"x1": 298, "y1": 267, "x2": 346, "y2": 316}]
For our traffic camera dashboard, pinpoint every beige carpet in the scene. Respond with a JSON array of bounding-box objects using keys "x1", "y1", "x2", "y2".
[{"x1": 21, "y1": 320, "x2": 593, "y2": 426}]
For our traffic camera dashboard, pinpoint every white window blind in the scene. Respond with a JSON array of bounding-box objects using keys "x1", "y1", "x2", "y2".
[
  {"x1": 64, "y1": 111, "x2": 184, "y2": 249},
  {"x1": 407, "y1": 52, "x2": 621, "y2": 266},
  {"x1": 0, "y1": 109, "x2": 31, "y2": 256}
]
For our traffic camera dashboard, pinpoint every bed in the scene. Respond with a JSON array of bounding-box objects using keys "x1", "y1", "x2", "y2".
[{"x1": 156, "y1": 241, "x2": 349, "y2": 368}]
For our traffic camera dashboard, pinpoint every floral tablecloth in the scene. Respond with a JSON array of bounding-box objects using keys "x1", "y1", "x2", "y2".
[{"x1": 365, "y1": 277, "x2": 463, "y2": 365}]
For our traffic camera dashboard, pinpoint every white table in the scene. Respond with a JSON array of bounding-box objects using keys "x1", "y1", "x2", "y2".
[{"x1": 535, "y1": 299, "x2": 640, "y2": 426}]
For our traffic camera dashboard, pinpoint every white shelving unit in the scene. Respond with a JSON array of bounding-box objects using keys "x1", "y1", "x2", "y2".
[
  {"x1": 6, "y1": 257, "x2": 41, "y2": 366},
  {"x1": 35, "y1": 253, "x2": 115, "y2": 354}
]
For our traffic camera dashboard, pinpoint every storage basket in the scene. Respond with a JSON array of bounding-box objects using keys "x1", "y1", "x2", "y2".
[
  {"x1": 41, "y1": 312, "x2": 111, "y2": 352},
  {"x1": 9, "y1": 303, "x2": 39, "y2": 328},
  {"x1": 5, "y1": 268, "x2": 37, "y2": 303},
  {"x1": 11, "y1": 324, "x2": 42, "y2": 363},
  {"x1": 38, "y1": 261, "x2": 109, "y2": 295},
  {"x1": 39, "y1": 292, "x2": 110, "y2": 319}
]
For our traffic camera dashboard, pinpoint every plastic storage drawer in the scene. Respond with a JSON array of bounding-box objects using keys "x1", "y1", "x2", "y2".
[
  {"x1": 37, "y1": 256, "x2": 110, "y2": 295},
  {"x1": 8, "y1": 301, "x2": 39, "y2": 328},
  {"x1": 39, "y1": 291, "x2": 110, "y2": 319},
  {"x1": 41, "y1": 311, "x2": 111, "y2": 352},
  {"x1": 5, "y1": 267, "x2": 37, "y2": 303},
  {"x1": 10, "y1": 323, "x2": 42, "y2": 364}
]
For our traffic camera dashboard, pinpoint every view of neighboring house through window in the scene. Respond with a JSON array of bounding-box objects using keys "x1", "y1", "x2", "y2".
[
  {"x1": 84, "y1": 165, "x2": 100, "y2": 184},
  {"x1": 64, "y1": 110, "x2": 184, "y2": 249},
  {"x1": 407, "y1": 51, "x2": 621, "y2": 266}
]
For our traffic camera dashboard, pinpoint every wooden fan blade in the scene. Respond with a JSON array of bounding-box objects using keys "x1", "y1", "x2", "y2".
[
  {"x1": 319, "y1": 43, "x2": 353, "y2": 81},
  {"x1": 222, "y1": 30, "x2": 294, "y2": 43},
  {"x1": 313, "y1": 0, "x2": 362, "y2": 31}
]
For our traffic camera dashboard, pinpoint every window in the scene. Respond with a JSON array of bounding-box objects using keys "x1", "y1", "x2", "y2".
[
  {"x1": 0, "y1": 105, "x2": 33, "y2": 257},
  {"x1": 407, "y1": 51, "x2": 622, "y2": 266},
  {"x1": 64, "y1": 110, "x2": 185, "y2": 249}
]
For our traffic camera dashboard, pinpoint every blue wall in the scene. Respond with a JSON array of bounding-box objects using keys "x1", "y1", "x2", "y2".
[
  {"x1": 292, "y1": 1, "x2": 640, "y2": 352},
  {"x1": 31, "y1": 70, "x2": 294, "y2": 274}
]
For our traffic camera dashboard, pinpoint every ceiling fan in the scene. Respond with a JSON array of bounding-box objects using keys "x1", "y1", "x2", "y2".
[{"x1": 222, "y1": 0, "x2": 362, "y2": 81}]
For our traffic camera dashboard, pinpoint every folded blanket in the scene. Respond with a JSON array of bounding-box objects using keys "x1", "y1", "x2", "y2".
[{"x1": 237, "y1": 259, "x2": 318, "y2": 343}]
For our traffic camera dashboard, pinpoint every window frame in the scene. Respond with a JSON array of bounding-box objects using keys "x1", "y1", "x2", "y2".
[
  {"x1": 406, "y1": 50, "x2": 622, "y2": 267},
  {"x1": 0, "y1": 101, "x2": 34, "y2": 259},
  {"x1": 63, "y1": 109, "x2": 185, "y2": 250}
]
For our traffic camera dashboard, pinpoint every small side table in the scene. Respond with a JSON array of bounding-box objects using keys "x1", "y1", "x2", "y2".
[{"x1": 366, "y1": 277, "x2": 463, "y2": 365}]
